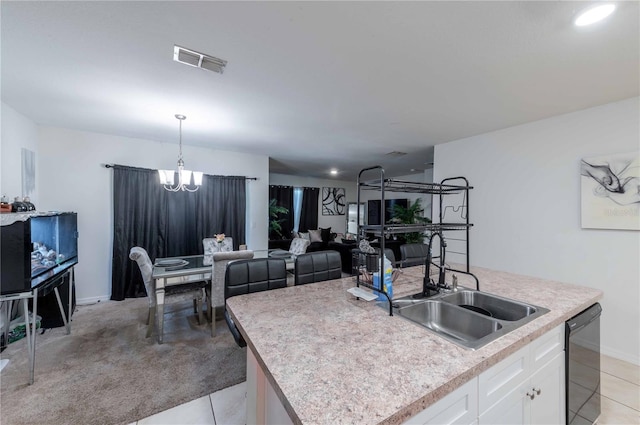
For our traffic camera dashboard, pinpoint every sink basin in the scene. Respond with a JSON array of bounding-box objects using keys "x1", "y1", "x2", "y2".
[
  {"x1": 383, "y1": 288, "x2": 549, "y2": 350},
  {"x1": 438, "y1": 290, "x2": 538, "y2": 321},
  {"x1": 398, "y1": 300, "x2": 502, "y2": 347}
]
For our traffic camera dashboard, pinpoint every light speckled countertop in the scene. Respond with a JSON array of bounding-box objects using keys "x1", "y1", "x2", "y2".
[{"x1": 226, "y1": 265, "x2": 602, "y2": 425}]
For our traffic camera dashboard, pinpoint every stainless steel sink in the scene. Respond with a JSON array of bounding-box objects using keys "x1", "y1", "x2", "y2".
[
  {"x1": 438, "y1": 290, "x2": 538, "y2": 321},
  {"x1": 399, "y1": 301, "x2": 502, "y2": 347},
  {"x1": 382, "y1": 289, "x2": 549, "y2": 350}
]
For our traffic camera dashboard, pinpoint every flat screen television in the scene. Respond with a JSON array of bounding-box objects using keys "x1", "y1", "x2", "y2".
[{"x1": 367, "y1": 199, "x2": 408, "y2": 226}]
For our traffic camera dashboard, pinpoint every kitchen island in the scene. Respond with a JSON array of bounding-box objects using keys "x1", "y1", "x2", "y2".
[{"x1": 226, "y1": 265, "x2": 603, "y2": 424}]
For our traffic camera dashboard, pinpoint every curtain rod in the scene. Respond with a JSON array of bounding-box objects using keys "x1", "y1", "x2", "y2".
[{"x1": 102, "y1": 163, "x2": 258, "y2": 180}]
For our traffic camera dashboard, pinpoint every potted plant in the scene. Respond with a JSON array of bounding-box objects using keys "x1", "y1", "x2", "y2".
[
  {"x1": 268, "y1": 198, "x2": 289, "y2": 239},
  {"x1": 390, "y1": 198, "x2": 431, "y2": 243}
]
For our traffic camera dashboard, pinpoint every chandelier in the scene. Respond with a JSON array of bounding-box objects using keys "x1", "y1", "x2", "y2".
[{"x1": 158, "y1": 114, "x2": 203, "y2": 192}]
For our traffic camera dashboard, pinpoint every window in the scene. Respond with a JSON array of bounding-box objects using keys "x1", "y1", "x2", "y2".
[{"x1": 293, "y1": 187, "x2": 303, "y2": 232}]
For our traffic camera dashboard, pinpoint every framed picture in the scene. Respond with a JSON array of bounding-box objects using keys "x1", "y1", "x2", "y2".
[
  {"x1": 322, "y1": 187, "x2": 346, "y2": 215},
  {"x1": 580, "y1": 151, "x2": 639, "y2": 230},
  {"x1": 21, "y1": 148, "x2": 36, "y2": 199}
]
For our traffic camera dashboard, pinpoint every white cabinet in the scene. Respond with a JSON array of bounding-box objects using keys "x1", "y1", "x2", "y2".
[
  {"x1": 479, "y1": 324, "x2": 565, "y2": 425},
  {"x1": 403, "y1": 378, "x2": 478, "y2": 425},
  {"x1": 529, "y1": 353, "x2": 565, "y2": 425}
]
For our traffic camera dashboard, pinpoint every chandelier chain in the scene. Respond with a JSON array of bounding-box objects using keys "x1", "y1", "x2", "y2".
[{"x1": 158, "y1": 114, "x2": 202, "y2": 192}]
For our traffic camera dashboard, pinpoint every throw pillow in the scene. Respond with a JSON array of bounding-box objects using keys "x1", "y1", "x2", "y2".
[
  {"x1": 299, "y1": 232, "x2": 310, "y2": 241},
  {"x1": 291, "y1": 231, "x2": 300, "y2": 239},
  {"x1": 320, "y1": 227, "x2": 332, "y2": 243},
  {"x1": 309, "y1": 229, "x2": 323, "y2": 243}
]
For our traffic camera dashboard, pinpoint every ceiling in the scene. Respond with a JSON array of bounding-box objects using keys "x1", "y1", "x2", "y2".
[{"x1": 2, "y1": 1, "x2": 638, "y2": 181}]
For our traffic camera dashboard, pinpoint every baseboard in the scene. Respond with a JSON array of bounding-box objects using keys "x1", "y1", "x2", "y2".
[
  {"x1": 601, "y1": 344, "x2": 640, "y2": 366},
  {"x1": 76, "y1": 295, "x2": 111, "y2": 306}
]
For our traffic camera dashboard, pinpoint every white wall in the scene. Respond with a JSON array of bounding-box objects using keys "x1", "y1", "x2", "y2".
[
  {"x1": 36, "y1": 126, "x2": 269, "y2": 303},
  {"x1": 1, "y1": 103, "x2": 39, "y2": 204},
  {"x1": 434, "y1": 97, "x2": 640, "y2": 364},
  {"x1": 269, "y1": 173, "x2": 357, "y2": 234}
]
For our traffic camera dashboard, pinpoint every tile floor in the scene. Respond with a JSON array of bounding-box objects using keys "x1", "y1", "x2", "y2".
[{"x1": 130, "y1": 354, "x2": 639, "y2": 424}]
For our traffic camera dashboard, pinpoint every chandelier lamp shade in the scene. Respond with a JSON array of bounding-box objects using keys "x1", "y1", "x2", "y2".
[{"x1": 158, "y1": 114, "x2": 203, "y2": 192}]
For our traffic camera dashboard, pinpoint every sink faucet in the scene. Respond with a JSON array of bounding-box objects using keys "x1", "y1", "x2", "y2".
[{"x1": 423, "y1": 231, "x2": 448, "y2": 296}]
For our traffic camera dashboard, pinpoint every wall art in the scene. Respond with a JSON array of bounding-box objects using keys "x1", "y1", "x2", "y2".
[
  {"x1": 322, "y1": 187, "x2": 346, "y2": 215},
  {"x1": 581, "y1": 151, "x2": 639, "y2": 230},
  {"x1": 21, "y1": 148, "x2": 36, "y2": 199}
]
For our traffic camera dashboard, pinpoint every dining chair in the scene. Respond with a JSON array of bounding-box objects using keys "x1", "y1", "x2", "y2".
[
  {"x1": 357, "y1": 247, "x2": 396, "y2": 270},
  {"x1": 129, "y1": 247, "x2": 206, "y2": 340},
  {"x1": 399, "y1": 243, "x2": 430, "y2": 268},
  {"x1": 203, "y1": 237, "x2": 234, "y2": 254},
  {"x1": 208, "y1": 250, "x2": 254, "y2": 336},
  {"x1": 294, "y1": 250, "x2": 342, "y2": 286},
  {"x1": 383, "y1": 248, "x2": 396, "y2": 267},
  {"x1": 224, "y1": 258, "x2": 287, "y2": 347}
]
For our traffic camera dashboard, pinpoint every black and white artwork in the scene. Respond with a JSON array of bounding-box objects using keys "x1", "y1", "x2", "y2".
[
  {"x1": 21, "y1": 148, "x2": 36, "y2": 199},
  {"x1": 322, "y1": 187, "x2": 346, "y2": 215},
  {"x1": 581, "y1": 151, "x2": 639, "y2": 230}
]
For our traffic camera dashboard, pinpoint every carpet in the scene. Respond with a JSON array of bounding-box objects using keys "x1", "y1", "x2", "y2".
[{"x1": 0, "y1": 298, "x2": 247, "y2": 425}]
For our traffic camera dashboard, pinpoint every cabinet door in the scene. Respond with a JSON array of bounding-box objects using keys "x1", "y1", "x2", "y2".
[
  {"x1": 479, "y1": 380, "x2": 530, "y2": 425},
  {"x1": 478, "y1": 345, "x2": 530, "y2": 413},
  {"x1": 404, "y1": 378, "x2": 478, "y2": 425},
  {"x1": 529, "y1": 352, "x2": 565, "y2": 425}
]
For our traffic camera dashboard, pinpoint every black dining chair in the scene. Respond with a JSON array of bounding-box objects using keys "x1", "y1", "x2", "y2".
[
  {"x1": 383, "y1": 248, "x2": 396, "y2": 267},
  {"x1": 294, "y1": 250, "x2": 342, "y2": 286},
  {"x1": 224, "y1": 258, "x2": 287, "y2": 347},
  {"x1": 399, "y1": 243, "x2": 430, "y2": 268}
]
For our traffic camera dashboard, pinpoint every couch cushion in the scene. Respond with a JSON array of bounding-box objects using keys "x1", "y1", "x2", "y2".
[
  {"x1": 289, "y1": 238, "x2": 310, "y2": 256},
  {"x1": 320, "y1": 227, "x2": 332, "y2": 242},
  {"x1": 309, "y1": 229, "x2": 323, "y2": 243}
]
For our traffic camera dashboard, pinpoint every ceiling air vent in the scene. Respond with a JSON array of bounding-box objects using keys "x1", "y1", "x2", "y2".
[
  {"x1": 385, "y1": 151, "x2": 407, "y2": 157},
  {"x1": 173, "y1": 45, "x2": 227, "y2": 74}
]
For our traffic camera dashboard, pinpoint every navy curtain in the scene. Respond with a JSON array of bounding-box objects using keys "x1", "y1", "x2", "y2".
[
  {"x1": 110, "y1": 165, "x2": 247, "y2": 300},
  {"x1": 299, "y1": 187, "x2": 319, "y2": 232}
]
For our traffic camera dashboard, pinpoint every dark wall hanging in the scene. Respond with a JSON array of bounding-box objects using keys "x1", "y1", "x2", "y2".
[{"x1": 322, "y1": 187, "x2": 346, "y2": 216}]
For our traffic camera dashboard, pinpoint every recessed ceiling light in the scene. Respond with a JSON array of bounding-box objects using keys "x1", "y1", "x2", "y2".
[
  {"x1": 330, "y1": 169, "x2": 338, "y2": 175},
  {"x1": 574, "y1": 4, "x2": 616, "y2": 27}
]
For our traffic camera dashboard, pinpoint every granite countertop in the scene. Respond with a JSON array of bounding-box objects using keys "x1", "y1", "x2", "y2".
[{"x1": 226, "y1": 265, "x2": 603, "y2": 425}]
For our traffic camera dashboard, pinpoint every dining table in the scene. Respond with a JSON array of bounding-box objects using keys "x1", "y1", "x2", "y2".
[{"x1": 151, "y1": 249, "x2": 295, "y2": 343}]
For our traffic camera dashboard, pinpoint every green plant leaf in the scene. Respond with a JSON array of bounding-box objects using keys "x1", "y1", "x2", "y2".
[{"x1": 269, "y1": 198, "x2": 289, "y2": 238}]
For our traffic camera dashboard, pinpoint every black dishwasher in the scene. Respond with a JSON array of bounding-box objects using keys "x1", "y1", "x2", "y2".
[{"x1": 566, "y1": 303, "x2": 602, "y2": 425}]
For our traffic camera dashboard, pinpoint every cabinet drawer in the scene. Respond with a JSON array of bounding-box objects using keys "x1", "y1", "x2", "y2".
[
  {"x1": 479, "y1": 345, "x2": 529, "y2": 413},
  {"x1": 404, "y1": 378, "x2": 478, "y2": 425},
  {"x1": 530, "y1": 324, "x2": 564, "y2": 371}
]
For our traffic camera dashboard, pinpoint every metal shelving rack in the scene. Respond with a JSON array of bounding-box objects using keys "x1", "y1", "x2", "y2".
[{"x1": 355, "y1": 165, "x2": 473, "y2": 315}]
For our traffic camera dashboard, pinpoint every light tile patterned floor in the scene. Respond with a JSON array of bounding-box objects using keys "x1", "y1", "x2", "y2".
[
  {"x1": 599, "y1": 354, "x2": 640, "y2": 424},
  {"x1": 131, "y1": 354, "x2": 639, "y2": 424}
]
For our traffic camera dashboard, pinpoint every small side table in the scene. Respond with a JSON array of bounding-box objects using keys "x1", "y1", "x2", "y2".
[{"x1": 0, "y1": 266, "x2": 75, "y2": 384}]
